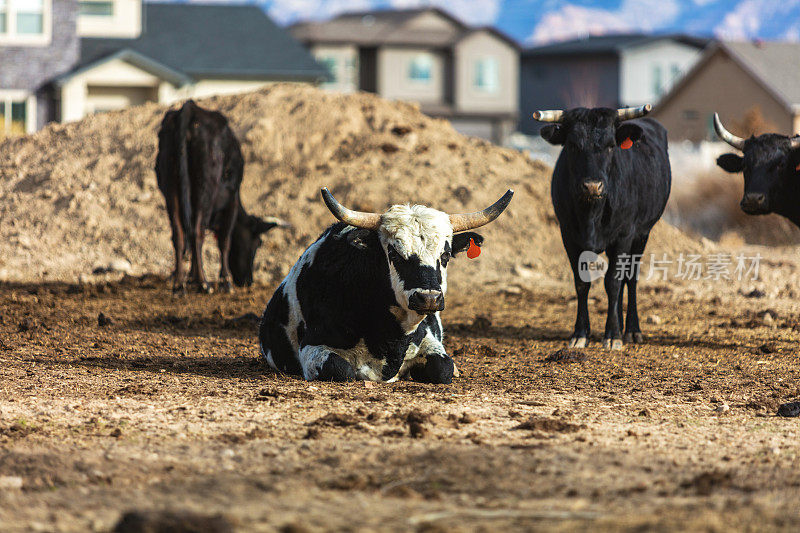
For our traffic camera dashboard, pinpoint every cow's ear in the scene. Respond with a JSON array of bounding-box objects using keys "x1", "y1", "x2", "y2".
[
  {"x1": 346, "y1": 228, "x2": 371, "y2": 249},
  {"x1": 252, "y1": 216, "x2": 290, "y2": 234},
  {"x1": 540, "y1": 125, "x2": 565, "y2": 145},
  {"x1": 452, "y1": 232, "x2": 483, "y2": 255},
  {"x1": 615, "y1": 123, "x2": 644, "y2": 148},
  {"x1": 717, "y1": 153, "x2": 744, "y2": 173}
]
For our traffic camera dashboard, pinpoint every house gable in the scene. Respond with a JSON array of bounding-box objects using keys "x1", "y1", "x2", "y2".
[{"x1": 652, "y1": 46, "x2": 794, "y2": 141}]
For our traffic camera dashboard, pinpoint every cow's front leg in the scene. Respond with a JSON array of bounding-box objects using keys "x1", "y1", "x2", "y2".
[
  {"x1": 216, "y1": 201, "x2": 238, "y2": 294},
  {"x1": 299, "y1": 345, "x2": 356, "y2": 382},
  {"x1": 565, "y1": 242, "x2": 591, "y2": 348},
  {"x1": 408, "y1": 337, "x2": 455, "y2": 384},
  {"x1": 603, "y1": 245, "x2": 627, "y2": 350}
]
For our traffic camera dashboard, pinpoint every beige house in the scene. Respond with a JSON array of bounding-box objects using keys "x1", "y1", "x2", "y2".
[
  {"x1": 291, "y1": 8, "x2": 519, "y2": 143},
  {"x1": 652, "y1": 41, "x2": 800, "y2": 142},
  {"x1": 54, "y1": 0, "x2": 327, "y2": 124}
]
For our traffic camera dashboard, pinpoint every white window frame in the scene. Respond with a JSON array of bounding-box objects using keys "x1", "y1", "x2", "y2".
[
  {"x1": 473, "y1": 56, "x2": 500, "y2": 94},
  {"x1": 0, "y1": 0, "x2": 52, "y2": 46},
  {"x1": 0, "y1": 90, "x2": 37, "y2": 136}
]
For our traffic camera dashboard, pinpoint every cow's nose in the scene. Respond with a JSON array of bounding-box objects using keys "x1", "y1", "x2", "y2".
[
  {"x1": 582, "y1": 180, "x2": 605, "y2": 198},
  {"x1": 408, "y1": 290, "x2": 444, "y2": 313},
  {"x1": 741, "y1": 193, "x2": 767, "y2": 212}
]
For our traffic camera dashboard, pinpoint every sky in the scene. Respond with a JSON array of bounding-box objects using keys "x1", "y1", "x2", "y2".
[{"x1": 232, "y1": 0, "x2": 800, "y2": 45}]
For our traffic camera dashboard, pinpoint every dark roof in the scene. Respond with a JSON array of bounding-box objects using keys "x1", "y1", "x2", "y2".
[
  {"x1": 523, "y1": 33, "x2": 710, "y2": 57},
  {"x1": 78, "y1": 3, "x2": 327, "y2": 82},
  {"x1": 291, "y1": 7, "x2": 519, "y2": 49}
]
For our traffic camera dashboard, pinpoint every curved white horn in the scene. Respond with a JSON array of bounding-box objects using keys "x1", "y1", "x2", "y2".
[
  {"x1": 617, "y1": 104, "x2": 651, "y2": 120},
  {"x1": 713, "y1": 113, "x2": 745, "y2": 150},
  {"x1": 320, "y1": 188, "x2": 381, "y2": 230},
  {"x1": 449, "y1": 189, "x2": 514, "y2": 233},
  {"x1": 532, "y1": 110, "x2": 564, "y2": 123}
]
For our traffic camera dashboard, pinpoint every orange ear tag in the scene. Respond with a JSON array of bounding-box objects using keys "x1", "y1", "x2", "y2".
[
  {"x1": 795, "y1": 162, "x2": 800, "y2": 172},
  {"x1": 467, "y1": 238, "x2": 481, "y2": 259},
  {"x1": 620, "y1": 137, "x2": 633, "y2": 150}
]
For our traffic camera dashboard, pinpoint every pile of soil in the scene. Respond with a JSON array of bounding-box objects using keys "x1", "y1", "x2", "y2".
[{"x1": 0, "y1": 84, "x2": 704, "y2": 286}]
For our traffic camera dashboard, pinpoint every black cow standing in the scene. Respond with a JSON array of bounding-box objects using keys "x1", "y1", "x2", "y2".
[
  {"x1": 714, "y1": 113, "x2": 800, "y2": 225},
  {"x1": 535, "y1": 105, "x2": 672, "y2": 350},
  {"x1": 156, "y1": 100, "x2": 288, "y2": 294}
]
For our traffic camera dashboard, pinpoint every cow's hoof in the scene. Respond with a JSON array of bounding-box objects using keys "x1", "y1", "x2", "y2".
[
  {"x1": 568, "y1": 337, "x2": 587, "y2": 348},
  {"x1": 172, "y1": 284, "x2": 187, "y2": 297},
  {"x1": 190, "y1": 282, "x2": 213, "y2": 294},
  {"x1": 603, "y1": 338, "x2": 624, "y2": 350},
  {"x1": 624, "y1": 332, "x2": 644, "y2": 344},
  {"x1": 218, "y1": 280, "x2": 234, "y2": 294},
  {"x1": 410, "y1": 354, "x2": 454, "y2": 384},
  {"x1": 318, "y1": 353, "x2": 356, "y2": 382}
]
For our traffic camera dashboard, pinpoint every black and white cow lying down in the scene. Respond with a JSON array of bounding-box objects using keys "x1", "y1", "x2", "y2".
[{"x1": 258, "y1": 188, "x2": 513, "y2": 383}]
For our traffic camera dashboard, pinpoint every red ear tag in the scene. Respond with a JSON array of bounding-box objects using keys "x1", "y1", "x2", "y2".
[
  {"x1": 466, "y1": 238, "x2": 481, "y2": 259},
  {"x1": 620, "y1": 137, "x2": 633, "y2": 150}
]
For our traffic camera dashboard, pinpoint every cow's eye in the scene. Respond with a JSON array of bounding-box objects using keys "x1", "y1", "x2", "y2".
[
  {"x1": 387, "y1": 245, "x2": 401, "y2": 261},
  {"x1": 440, "y1": 251, "x2": 451, "y2": 266}
]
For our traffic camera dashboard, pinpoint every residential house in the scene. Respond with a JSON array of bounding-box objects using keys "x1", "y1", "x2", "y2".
[
  {"x1": 520, "y1": 34, "x2": 709, "y2": 134},
  {"x1": 0, "y1": 0, "x2": 328, "y2": 137},
  {"x1": 651, "y1": 41, "x2": 800, "y2": 142},
  {"x1": 291, "y1": 8, "x2": 520, "y2": 144}
]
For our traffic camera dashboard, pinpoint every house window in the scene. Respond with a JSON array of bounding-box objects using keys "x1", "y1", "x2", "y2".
[
  {"x1": 652, "y1": 64, "x2": 663, "y2": 97},
  {"x1": 474, "y1": 57, "x2": 499, "y2": 93},
  {"x1": 79, "y1": 0, "x2": 113, "y2": 16},
  {"x1": 0, "y1": 97, "x2": 29, "y2": 138},
  {"x1": 408, "y1": 54, "x2": 433, "y2": 83},
  {"x1": 0, "y1": 0, "x2": 50, "y2": 42},
  {"x1": 16, "y1": 0, "x2": 43, "y2": 34},
  {"x1": 318, "y1": 56, "x2": 338, "y2": 84}
]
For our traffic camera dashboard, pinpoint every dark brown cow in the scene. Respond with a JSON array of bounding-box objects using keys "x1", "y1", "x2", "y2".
[{"x1": 156, "y1": 100, "x2": 287, "y2": 294}]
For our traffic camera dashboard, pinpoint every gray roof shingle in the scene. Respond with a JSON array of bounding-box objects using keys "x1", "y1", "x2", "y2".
[{"x1": 78, "y1": 3, "x2": 328, "y2": 81}]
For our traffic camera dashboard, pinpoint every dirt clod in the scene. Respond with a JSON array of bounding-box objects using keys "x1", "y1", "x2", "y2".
[
  {"x1": 681, "y1": 471, "x2": 732, "y2": 496},
  {"x1": 544, "y1": 349, "x2": 588, "y2": 363},
  {"x1": 113, "y1": 510, "x2": 235, "y2": 533},
  {"x1": 777, "y1": 401, "x2": 800, "y2": 417},
  {"x1": 512, "y1": 416, "x2": 587, "y2": 433},
  {"x1": 98, "y1": 312, "x2": 113, "y2": 327}
]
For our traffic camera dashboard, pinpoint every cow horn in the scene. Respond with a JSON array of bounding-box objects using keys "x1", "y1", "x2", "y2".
[
  {"x1": 532, "y1": 110, "x2": 564, "y2": 123},
  {"x1": 617, "y1": 104, "x2": 651, "y2": 120},
  {"x1": 320, "y1": 188, "x2": 381, "y2": 230},
  {"x1": 449, "y1": 189, "x2": 514, "y2": 233},
  {"x1": 713, "y1": 113, "x2": 745, "y2": 150}
]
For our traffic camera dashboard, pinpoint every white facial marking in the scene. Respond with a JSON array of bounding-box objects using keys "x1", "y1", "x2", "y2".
[{"x1": 379, "y1": 204, "x2": 452, "y2": 326}]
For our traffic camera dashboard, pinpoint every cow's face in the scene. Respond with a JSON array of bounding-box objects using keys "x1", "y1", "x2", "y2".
[
  {"x1": 377, "y1": 205, "x2": 483, "y2": 315},
  {"x1": 717, "y1": 134, "x2": 800, "y2": 216},
  {"x1": 540, "y1": 108, "x2": 644, "y2": 204},
  {"x1": 229, "y1": 214, "x2": 288, "y2": 287}
]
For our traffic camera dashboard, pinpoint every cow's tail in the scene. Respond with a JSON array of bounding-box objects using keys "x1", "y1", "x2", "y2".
[{"x1": 177, "y1": 100, "x2": 194, "y2": 240}]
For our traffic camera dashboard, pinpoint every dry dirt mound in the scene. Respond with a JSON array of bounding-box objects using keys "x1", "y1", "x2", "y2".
[{"x1": 0, "y1": 84, "x2": 703, "y2": 287}]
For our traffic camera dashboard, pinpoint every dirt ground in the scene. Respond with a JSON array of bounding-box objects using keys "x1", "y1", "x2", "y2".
[{"x1": 1, "y1": 271, "x2": 799, "y2": 532}]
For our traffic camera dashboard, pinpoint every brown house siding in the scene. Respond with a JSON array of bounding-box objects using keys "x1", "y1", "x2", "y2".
[{"x1": 652, "y1": 48, "x2": 795, "y2": 142}]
